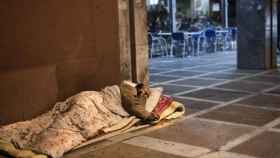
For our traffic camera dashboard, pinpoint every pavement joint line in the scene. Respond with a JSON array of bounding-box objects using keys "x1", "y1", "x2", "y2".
[
  {"x1": 157, "y1": 83, "x2": 202, "y2": 88},
  {"x1": 262, "y1": 84, "x2": 280, "y2": 93},
  {"x1": 262, "y1": 92, "x2": 280, "y2": 97},
  {"x1": 209, "y1": 87, "x2": 254, "y2": 94},
  {"x1": 205, "y1": 71, "x2": 248, "y2": 75},
  {"x1": 151, "y1": 74, "x2": 201, "y2": 78},
  {"x1": 235, "y1": 103, "x2": 280, "y2": 112},
  {"x1": 124, "y1": 136, "x2": 211, "y2": 158},
  {"x1": 150, "y1": 54, "x2": 236, "y2": 65},
  {"x1": 152, "y1": 63, "x2": 235, "y2": 76},
  {"x1": 159, "y1": 69, "x2": 271, "y2": 96},
  {"x1": 172, "y1": 82, "x2": 241, "y2": 97},
  {"x1": 196, "y1": 76, "x2": 241, "y2": 81},
  {"x1": 174, "y1": 96, "x2": 224, "y2": 104},
  {"x1": 223, "y1": 71, "x2": 264, "y2": 75},
  {"x1": 193, "y1": 77, "x2": 228, "y2": 81},
  {"x1": 197, "y1": 151, "x2": 258, "y2": 158},
  {"x1": 156, "y1": 58, "x2": 236, "y2": 67},
  {"x1": 151, "y1": 60, "x2": 227, "y2": 75},
  {"x1": 153, "y1": 69, "x2": 234, "y2": 92},
  {"x1": 264, "y1": 73, "x2": 280, "y2": 77},
  {"x1": 241, "y1": 79, "x2": 280, "y2": 86},
  {"x1": 268, "y1": 128, "x2": 280, "y2": 133},
  {"x1": 181, "y1": 69, "x2": 233, "y2": 73},
  {"x1": 159, "y1": 71, "x2": 207, "y2": 76},
  {"x1": 150, "y1": 67, "x2": 233, "y2": 87},
  {"x1": 185, "y1": 93, "x2": 259, "y2": 119},
  {"x1": 184, "y1": 64, "x2": 235, "y2": 73},
  {"x1": 193, "y1": 117, "x2": 258, "y2": 129},
  {"x1": 225, "y1": 79, "x2": 278, "y2": 86}
]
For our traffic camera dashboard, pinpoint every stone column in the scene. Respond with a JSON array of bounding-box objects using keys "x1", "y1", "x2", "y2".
[
  {"x1": 237, "y1": 0, "x2": 277, "y2": 69},
  {"x1": 129, "y1": 0, "x2": 149, "y2": 84},
  {"x1": 118, "y1": 0, "x2": 132, "y2": 81}
]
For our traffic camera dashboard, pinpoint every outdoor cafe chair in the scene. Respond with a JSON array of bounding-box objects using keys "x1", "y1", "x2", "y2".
[
  {"x1": 188, "y1": 31, "x2": 204, "y2": 57},
  {"x1": 171, "y1": 32, "x2": 187, "y2": 57},
  {"x1": 204, "y1": 28, "x2": 217, "y2": 53},
  {"x1": 228, "y1": 27, "x2": 238, "y2": 49},
  {"x1": 216, "y1": 28, "x2": 231, "y2": 52},
  {"x1": 148, "y1": 33, "x2": 169, "y2": 58}
]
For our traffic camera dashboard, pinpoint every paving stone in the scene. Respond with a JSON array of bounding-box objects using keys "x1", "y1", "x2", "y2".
[
  {"x1": 180, "y1": 88, "x2": 250, "y2": 102},
  {"x1": 150, "y1": 75, "x2": 180, "y2": 83},
  {"x1": 170, "y1": 78, "x2": 225, "y2": 87},
  {"x1": 153, "y1": 84, "x2": 195, "y2": 95},
  {"x1": 198, "y1": 104, "x2": 280, "y2": 126},
  {"x1": 201, "y1": 73, "x2": 246, "y2": 80},
  {"x1": 80, "y1": 143, "x2": 187, "y2": 158},
  {"x1": 145, "y1": 119, "x2": 254, "y2": 150},
  {"x1": 230, "y1": 131, "x2": 280, "y2": 158},
  {"x1": 217, "y1": 81, "x2": 274, "y2": 92},
  {"x1": 161, "y1": 70, "x2": 204, "y2": 77},
  {"x1": 237, "y1": 94, "x2": 280, "y2": 109},
  {"x1": 244, "y1": 75, "x2": 280, "y2": 84},
  {"x1": 174, "y1": 97, "x2": 219, "y2": 115}
]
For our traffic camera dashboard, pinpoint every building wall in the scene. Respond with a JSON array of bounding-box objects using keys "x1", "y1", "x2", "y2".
[{"x1": 0, "y1": 0, "x2": 121, "y2": 125}]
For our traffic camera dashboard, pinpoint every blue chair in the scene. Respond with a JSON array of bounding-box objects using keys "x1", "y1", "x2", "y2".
[
  {"x1": 204, "y1": 29, "x2": 217, "y2": 53},
  {"x1": 171, "y1": 32, "x2": 187, "y2": 57},
  {"x1": 218, "y1": 30, "x2": 228, "y2": 51}
]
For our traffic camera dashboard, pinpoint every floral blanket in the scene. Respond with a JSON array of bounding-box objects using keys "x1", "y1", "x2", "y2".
[
  {"x1": 0, "y1": 86, "x2": 131, "y2": 158},
  {"x1": 0, "y1": 83, "x2": 185, "y2": 158}
]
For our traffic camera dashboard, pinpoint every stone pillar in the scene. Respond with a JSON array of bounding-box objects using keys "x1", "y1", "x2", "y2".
[
  {"x1": 118, "y1": 0, "x2": 132, "y2": 81},
  {"x1": 237, "y1": 0, "x2": 277, "y2": 69},
  {"x1": 129, "y1": 0, "x2": 149, "y2": 84}
]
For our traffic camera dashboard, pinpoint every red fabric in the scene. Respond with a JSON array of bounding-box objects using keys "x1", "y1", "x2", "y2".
[{"x1": 152, "y1": 95, "x2": 173, "y2": 118}]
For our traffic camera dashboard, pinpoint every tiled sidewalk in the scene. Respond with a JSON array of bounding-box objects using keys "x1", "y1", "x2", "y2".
[{"x1": 65, "y1": 52, "x2": 280, "y2": 158}]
